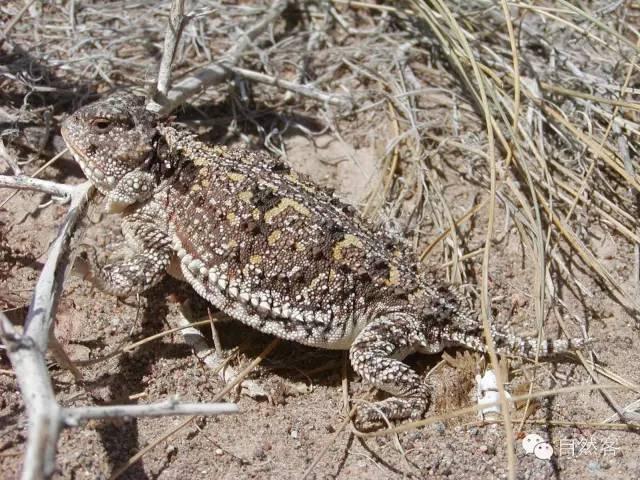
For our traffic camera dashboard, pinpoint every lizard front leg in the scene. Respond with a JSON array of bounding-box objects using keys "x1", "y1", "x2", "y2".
[
  {"x1": 75, "y1": 209, "x2": 172, "y2": 297},
  {"x1": 105, "y1": 170, "x2": 156, "y2": 213}
]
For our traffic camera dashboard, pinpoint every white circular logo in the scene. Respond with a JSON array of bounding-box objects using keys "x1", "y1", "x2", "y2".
[
  {"x1": 522, "y1": 433, "x2": 545, "y2": 454},
  {"x1": 534, "y1": 442, "x2": 554, "y2": 460},
  {"x1": 522, "y1": 433, "x2": 554, "y2": 460}
]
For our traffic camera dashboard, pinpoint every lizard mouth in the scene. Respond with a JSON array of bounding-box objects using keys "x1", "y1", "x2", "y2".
[{"x1": 61, "y1": 127, "x2": 116, "y2": 192}]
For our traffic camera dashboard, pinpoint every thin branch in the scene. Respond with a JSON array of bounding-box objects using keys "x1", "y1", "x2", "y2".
[
  {"x1": 224, "y1": 65, "x2": 353, "y2": 108},
  {"x1": 0, "y1": 148, "x2": 69, "y2": 209},
  {"x1": 149, "y1": 0, "x2": 288, "y2": 115},
  {"x1": 24, "y1": 183, "x2": 93, "y2": 350},
  {"x1": 0, "y1": 174, "x2": 77, "y2": 200},
  {"x1": 62, "y1": 400, "x2": 238, "y2": 426},
  {"x1": 0, "y1": 314, "x2": 62, "y2": 480},
  {"x1": 155, "y1": 0, "x2": 186, "y2": 97}
]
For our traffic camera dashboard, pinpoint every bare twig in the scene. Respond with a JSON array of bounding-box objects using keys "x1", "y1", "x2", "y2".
[
  {"x1": 155, "y1": 0, "x2": 186, "y2": 97},
  {"x1": 224, "y1": 65, "x2": 353, "y2": 108},
  {"x1": 23, "y1": 182, "x2": 93, "y2": 350},
  {"x1": 0, "y1": 174, "x2": 77, "y2": 201},
  {"x1": 0, "y1": 315, "x2": 63, "y2": 480},
  {"x1": 149, "y1": 0, "x2": 288, "y2": 115},
  {"x1": 0, "y1": 148, "x2": 69, "y2": 209},
  {"x1": 62, "y1": 400, "x2": 238, "y2": 426}
]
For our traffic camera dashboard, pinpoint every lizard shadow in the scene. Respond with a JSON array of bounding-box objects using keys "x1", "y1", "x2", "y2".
[
  {"x1": 178, "y1": 280, "x2": 446, "y2": 401},
  {"x1": 174, "y1": 99, "x2": 327, "y2": 148}
]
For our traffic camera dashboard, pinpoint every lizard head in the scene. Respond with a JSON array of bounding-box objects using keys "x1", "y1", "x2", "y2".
[{"x1": 61, "y1": 91, "x2": 158, "y2": 194}]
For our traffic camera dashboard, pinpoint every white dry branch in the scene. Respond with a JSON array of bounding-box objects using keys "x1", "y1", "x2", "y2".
[{"x1": 0, "y1": 174, "x2": 76, "y2": 201}]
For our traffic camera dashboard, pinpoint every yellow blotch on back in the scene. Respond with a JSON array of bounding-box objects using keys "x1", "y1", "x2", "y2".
[
  {"x1": 328, "y1": 269, "x2": 337, "y2": 282},
  {"x1": 238, "y1": 191, "x2": 253, "y2": 203},
  {"x1": 384, "y1": 265, "x2": 400, "y2": 286},
  {"x1": 264, "y1": 198, "x2": 311, "y2": 223},
  {"x1": 332, "y1": 234, "x2": 364, "y2": 261},
  {"x1": 226, "y1": 172, "x2": 246, "y2": 182},
  {"x1": 193, "y1": 156, "x2": 208, "y2": 167},
  {"x1": 268, "y1": 229, "x2": 282, "y2": 246},
  {"x1": 285, "y1": 172, "x2": 316, "y2": 194}
]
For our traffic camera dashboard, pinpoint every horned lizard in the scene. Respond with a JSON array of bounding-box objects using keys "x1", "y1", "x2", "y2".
[{"x1": 61, "y1": 91, "x2": 585, "y2": 424}]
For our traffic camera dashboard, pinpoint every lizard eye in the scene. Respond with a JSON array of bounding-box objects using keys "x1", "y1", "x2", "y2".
[{"x1": 90, "y1": 118, "x2": 113, "y2": 132}]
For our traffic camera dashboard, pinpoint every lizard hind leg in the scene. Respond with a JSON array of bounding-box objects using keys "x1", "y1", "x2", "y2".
[{"x1": 349, "y1": 313, "x2": 433, "y2": 425}]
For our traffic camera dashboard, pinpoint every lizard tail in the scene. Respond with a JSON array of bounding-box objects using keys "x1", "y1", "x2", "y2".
[
  {"x1": 447, "y1": 328, "x2": 589, "y2": 359},
  {"x1": 490, "y1": 330, "x2": 589, "y2": 359}
]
